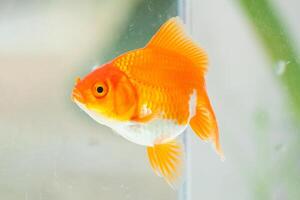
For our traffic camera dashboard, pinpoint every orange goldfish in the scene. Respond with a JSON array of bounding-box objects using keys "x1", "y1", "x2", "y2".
[{"x1": 72, "y1": 17, "x2": 223, "y2": 185}]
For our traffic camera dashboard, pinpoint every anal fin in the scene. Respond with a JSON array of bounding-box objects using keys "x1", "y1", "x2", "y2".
[{"x1": 147, "y1": 140, "x2": 183, "y2": 187}]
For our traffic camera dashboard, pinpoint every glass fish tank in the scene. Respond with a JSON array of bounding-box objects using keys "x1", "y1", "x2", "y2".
[{"x1": 0, "y1": 0, "x2": 299, "y2": 200}]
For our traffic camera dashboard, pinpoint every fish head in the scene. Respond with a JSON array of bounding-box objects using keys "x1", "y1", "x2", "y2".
[{"x1": 72, "y1": 63, "x2": 137, "y2": 122}]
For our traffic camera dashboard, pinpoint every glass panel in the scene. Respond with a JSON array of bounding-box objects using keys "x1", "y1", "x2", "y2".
[
  {"x1": 188, "y1": 0, "x2": 300, "y2": 200},
  {"x1": 3, "y1": 0, "x2": 298, "y2": 199},
  {"x1": 0, "y1": 1, "x2": 180, "y2": 199}
]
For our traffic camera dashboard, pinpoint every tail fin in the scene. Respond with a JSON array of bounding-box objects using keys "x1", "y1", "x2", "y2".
[{"x1": 189, "y1": 89, "x2": 224, "y2": 159}]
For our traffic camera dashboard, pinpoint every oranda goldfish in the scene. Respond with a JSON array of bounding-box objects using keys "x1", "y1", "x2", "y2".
[{"x1": 72, "y1": 17, "x2": 223, "y2": 185}]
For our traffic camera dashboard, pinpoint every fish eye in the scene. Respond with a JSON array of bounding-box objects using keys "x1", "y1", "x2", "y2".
[
  {"x1": 93, "y1": 83, "x2": 108, "y2": 98},
  {"x1": 97, "y1": 86, "x2": 103, "y2": 93}
]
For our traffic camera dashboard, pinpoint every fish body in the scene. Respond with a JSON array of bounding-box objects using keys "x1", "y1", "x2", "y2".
[{"x1": 72, "y1": 17, "x2": 223, "y2": 185}]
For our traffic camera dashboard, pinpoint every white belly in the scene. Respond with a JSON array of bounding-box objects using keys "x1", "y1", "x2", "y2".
[
  {"x1": 75, "y1": 101, "x2": 187, "y2": 146},
  {"x1": 112, "y1": 118, "x2": 187, "y2": 146}
]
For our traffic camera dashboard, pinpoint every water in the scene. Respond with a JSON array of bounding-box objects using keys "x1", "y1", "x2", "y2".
[{"x1": 0, "y1": 0, "x2": 300, "y2": 200}]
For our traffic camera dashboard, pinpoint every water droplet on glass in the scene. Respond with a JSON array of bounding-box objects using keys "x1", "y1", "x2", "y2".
[
  {"x1": 274, "y1": 143, "x2": 285, "y2": 152},
  {"x1": 274, "y1": 60, "x2": 289, "y2": 75}
]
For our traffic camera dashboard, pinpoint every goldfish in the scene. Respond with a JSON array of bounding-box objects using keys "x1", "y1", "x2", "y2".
[{"x1": 72, "y1": 17, "x2": 223, "y2": 185}]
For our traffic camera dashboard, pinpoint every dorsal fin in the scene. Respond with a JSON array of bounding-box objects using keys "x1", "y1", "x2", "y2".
[{"x1": 146, "y1": 17, "x2": 208, "y2": 74}]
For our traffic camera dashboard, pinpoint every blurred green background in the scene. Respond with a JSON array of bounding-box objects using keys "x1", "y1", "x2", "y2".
[{"x1": 0, "y1": 0, "x2": 299, "y2": 200}]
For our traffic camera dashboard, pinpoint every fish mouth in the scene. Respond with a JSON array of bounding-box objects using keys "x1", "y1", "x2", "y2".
[{"x1": 72, "y1": 87, "x2": 85, "y2": 104}]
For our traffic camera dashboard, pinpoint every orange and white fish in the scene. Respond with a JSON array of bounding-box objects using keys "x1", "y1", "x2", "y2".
[{"x1": 72, "y1": 17, "x2": 223, "y2": 185}]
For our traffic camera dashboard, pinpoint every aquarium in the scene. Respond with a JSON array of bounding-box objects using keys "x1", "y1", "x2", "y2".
[{"x1": 0, "y1": 0, "x2": 299, "y2": 200}]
